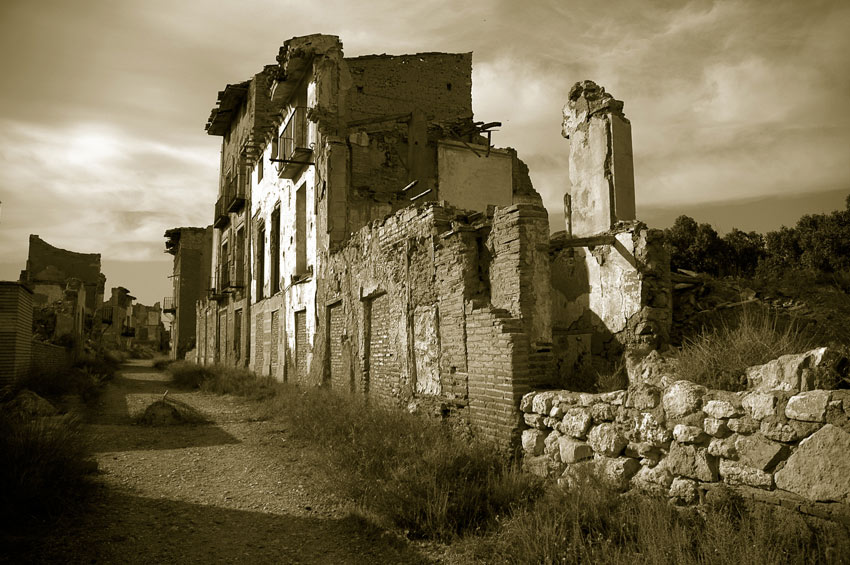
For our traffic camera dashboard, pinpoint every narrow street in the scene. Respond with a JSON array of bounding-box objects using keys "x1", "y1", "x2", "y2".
[{"x1": 8, "y1": 360, "x2": 431, "y2": 564}]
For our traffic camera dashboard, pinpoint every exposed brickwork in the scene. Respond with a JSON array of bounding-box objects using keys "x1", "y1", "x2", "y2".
[
  {"x1": 31, "y1": 341, "x2": 72, "y2": 375},
  {"x1": 345, "y1": 53, "x2": 472, "y2": 124},
  {"x1": 294, "y1": 310, "x2": 307, "y2": 384},
  {"x1": 270, "y1": 310, "x2": 280, "y2": 376},
  {"x1": 328, "y1": 302, "x2": 346, "y2": 391},
  {"x1": 254, "y1": 312, "x2": 264, "y2": 373},
  {"x1": 367, "y1": 293, "x2": 400, "y2": 405}
]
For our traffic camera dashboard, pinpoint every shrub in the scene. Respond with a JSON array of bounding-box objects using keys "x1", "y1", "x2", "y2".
[
  {"x1": 152, "y1": 358, "x2": 174, "y2": 371},
  {"x1": 262, "y1": 386, "x2": 542, "y2": 540},
  {"x1": 675, "y1": 306, "x2": 812, "y2": 391},
  {"x1": 167, "y1": 361, "x2": 213, "y2": 389},
  {"x1": 165, "y1": 362, "x2": 276, "y2": 398},
  {"x1": 0, "y1": 412, "x2": 94, "y2": 526}
]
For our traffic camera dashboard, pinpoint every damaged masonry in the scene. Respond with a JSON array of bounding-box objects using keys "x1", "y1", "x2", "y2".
[{"x1": 176, "y1": 34, "x2": 670, "y2": 448}]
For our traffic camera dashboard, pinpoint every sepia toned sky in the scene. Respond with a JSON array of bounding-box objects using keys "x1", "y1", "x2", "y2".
[{"x1": 1, "y1": 0, "x2": 849, "y2": 305}]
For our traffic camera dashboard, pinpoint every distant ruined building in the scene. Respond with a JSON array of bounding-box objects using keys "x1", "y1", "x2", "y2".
[{"x1": 172, "y1": 34, "x2": 670, "y2": 447}]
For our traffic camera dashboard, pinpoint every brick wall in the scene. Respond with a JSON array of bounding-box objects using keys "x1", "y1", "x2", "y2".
[
  {"x1": 31, "y1": 341, "x2": 72, "y2": 375},
  {"x1": 294, "y1": 310, "x2": 307, "y2": 384},
  {"x1": 367, "y1": 293, "x2": 400, "y2": 405},
  {"x1": 270, "y1": 310, "x2": 280, "y2": 377},
  {"x1": 344, "y1": 53, "x2": 472, "y2": 124},
  {"x1": 0, "y1": 282, "x2": 33, "y2": 387},
  {"x1": 328, "y1": 302, "x2": 346, "y2": 391}
]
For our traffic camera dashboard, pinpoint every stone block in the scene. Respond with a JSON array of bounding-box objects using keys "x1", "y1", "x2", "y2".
[
  {"x1": 532, "y1": 391, "x2": 557, "y2": 415},
  {"x1": 742, "y1": 392, "x2": 779, "y2": 421},
  {"x1": 669, "y1": 477, "x2": 699, "y2": 505},
  {"x1": 523, "y1": 413, "x2": 546, "y2": 430},
  {"x1": 760, "y1": 416, "x2": 818, "y2": 443},
  {"x1": 595, "y1": 456, "x2": 641, "y2": 491},
  {"x1": 775, "y1": 424, "x2": 850, "y2": 503},
  {"x1": 667, "y1": 442, "x2": 718, "y2": 482},
  {"x1": 559, "y1": 437, "x2": 594, "y2": 463},
  {"x1": 590, "y1": 403, "x2": 616, "y2": 422},
  {"x1": 703, "y1": 399, "x2": 741, "y2": 419},
  {"x1": 786, "y1": 390, "x2": 831, "y2": 423},
  {"x1": 544, "y1": 430, "x2": 562, "y2": 458},
  {"x1": 704, "y1": 417, "x2": 730, "y2": 438},
  {"x1": 746, "y1": 347, "x2": 831, "y2": 393},
  {"x1": 625, "y1": 383, "x2": 661, "y2": 410},
  {"x1": 587, "y1": 423, "x2": 628, "y2": 457},
  {"x1": 734, "y1": 434, "x2": 787, "y2": 471},
  {"x1": 599, "y1": 390, "x2": 626, "y2": 405},
  {"x1": 549, "y1": 403, "x2": 565, "y2": 419},
  {"x1": 559, "y1": 407, "x2": 592, "y2": 439},
  {"x1": 519, "y1": 392, "x2": 537, "y2": 414},
  {"x1": 727, "y1": 416, "x2": 759, "y2": 434},
  {"x1": 673, "y1": 424, "x2": 708, "y2": 444},
  {"x1": 708, "y1": 436, "x2": 737, "y2": 459},
  {"x1": 521, "y1": 428, "x2": 546, "y2": 456},
  {"x1": 662, "y1": 380, "x2": 706, "y2": 419},
  {"x1": 631, "y1": 462, "x2": 673, "y2": 496},
  {"x1": 633, "y1": 411, "x2": 672, "y2": 446},
  {"x1": 719, "y1": 459, "x2": 773, "y2": 490}
]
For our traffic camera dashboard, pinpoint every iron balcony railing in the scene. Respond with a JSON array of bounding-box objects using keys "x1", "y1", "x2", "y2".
[
  {"x1": 101, "y1": 306, "x2": 114, "y2": 325},
  {"x1": 213, "y1": 195, "x2": 229, "y2": 228},
  {"x1": 162, "y1": 296, "x2": 175, "y2": 313},
  {"x1": 224, "y1": 174, "x2": 246, "y2": 213},
  {"x1": 276, "y1": 106, "x2": 312, "y2": 179},
  {"x1": 219, "y1": 260, "x2": 244, "y2": 290}
]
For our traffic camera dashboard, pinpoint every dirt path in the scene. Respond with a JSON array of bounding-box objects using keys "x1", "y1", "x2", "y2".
[{"x1": 7, "y1": 360, "x2": 434, "y2": 564}]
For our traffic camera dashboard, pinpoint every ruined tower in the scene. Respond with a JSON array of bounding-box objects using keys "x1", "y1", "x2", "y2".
[{"x1": 562, "y1": 81, "x2": 636, "y2": 237}]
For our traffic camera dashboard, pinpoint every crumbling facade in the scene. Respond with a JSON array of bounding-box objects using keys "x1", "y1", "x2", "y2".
[
  {"x1": 164, "y1": 226, "x2": 213, "y2": 359},
  {"x1": 18, "y1": 235, "x2": 106, "y2": 349},
  {"x1": 196, "y1": 35, "x2": 669, "y2": 448},
  {"x1": 101, "y1": 287, "x2": 136, "y2": 349}
]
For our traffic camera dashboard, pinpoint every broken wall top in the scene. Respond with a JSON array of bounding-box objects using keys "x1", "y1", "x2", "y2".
[
  {"x1": 22, "y1": 235, "x2": 103, "y2": 287},
  {"x1": 561, "y1": 80, "x2": 627, "y2": 139}
]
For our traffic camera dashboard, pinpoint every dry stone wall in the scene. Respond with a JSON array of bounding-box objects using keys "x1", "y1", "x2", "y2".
[{"x1": 520, "y1": 360, "x2": 850, "y2": 518}]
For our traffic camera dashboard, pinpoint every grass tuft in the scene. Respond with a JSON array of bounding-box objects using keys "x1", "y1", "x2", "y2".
[
  {"x1": 457, "y1": 478, "x2": 847, "y2": 564},
  {"x1": 675, "y1": 306, "x2": 813, "y2": 390},
  {"x1": 0, "y1": 412, "x2": 94, "y2": 526}
]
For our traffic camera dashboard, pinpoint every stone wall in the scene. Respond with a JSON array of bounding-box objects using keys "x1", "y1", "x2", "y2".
[{"x1": 520, "y1": 368, "x2": 850, "y2": 514}]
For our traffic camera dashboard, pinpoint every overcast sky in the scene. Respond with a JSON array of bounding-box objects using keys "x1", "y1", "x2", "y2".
[{"x1": 1, "y1": 0, "x2": 848, "y2": 305}]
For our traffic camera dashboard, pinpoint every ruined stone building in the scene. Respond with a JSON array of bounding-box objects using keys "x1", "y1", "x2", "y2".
[
  {"x1": 18, "y1": 234, "x2": 106, "y2": 348},
  {"x1": 130, "y1": 302, "x2": 166, "y2": 350},
  {"x1": 164, "y1": 226, "x2": 213, "y2": 359},
  {"x1": 192, "y1": 34, "x2": 670, "y2": 447},
  {"x1": 101, "y1": 286, "x2": 136, "y2": 349}
]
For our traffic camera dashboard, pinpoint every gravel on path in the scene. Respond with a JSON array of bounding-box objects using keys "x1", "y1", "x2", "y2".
[{"x1": 3, "y1": 360, "x2": 434, "y2": 564}]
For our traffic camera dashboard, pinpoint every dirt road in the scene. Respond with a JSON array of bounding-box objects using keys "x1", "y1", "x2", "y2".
[{"x1": 5, "y1": 360, "x2": 433, "y2": 564}]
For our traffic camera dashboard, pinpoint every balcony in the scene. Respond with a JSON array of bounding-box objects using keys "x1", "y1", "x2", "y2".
[
  {"x1": 219, "y1": 261, "x2": 244, "y2": 291},
  {"x1": 276, "y1": 106, "x2": 313, "y2": 179},
  {"x1": 163, "y1": 296, "x2": 176, "y2": 314},
  {"x1": 223, "y1": 175, "x2": 246, "y2": 213},
  {"x1": 101, "y1": 306, "x2": 114, "y2": 325},
  {"x1": 121, "y1": 325, "x2": 136, "y2": 338},
  {"x1": 213, "y1": 195, "x2": 229, "y2": 228}
]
